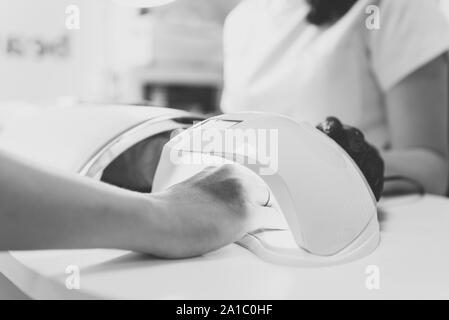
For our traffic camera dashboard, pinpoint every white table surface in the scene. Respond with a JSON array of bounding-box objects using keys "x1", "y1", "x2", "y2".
[
  {"x1": 0, "y1": 271, "x2": 29, "y2": 300},
  {"x1": 1, "y1": 195, "x2": 449, "y2": 300}
]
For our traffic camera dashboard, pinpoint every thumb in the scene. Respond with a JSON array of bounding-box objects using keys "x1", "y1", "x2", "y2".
[{"x1": 237, "y1": 166, "x2": 272, "y2": 207}]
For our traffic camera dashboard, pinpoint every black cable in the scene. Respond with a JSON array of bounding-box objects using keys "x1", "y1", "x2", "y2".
[{"x1": 383, "y1": 175, "x2": 426, "y2": 197}]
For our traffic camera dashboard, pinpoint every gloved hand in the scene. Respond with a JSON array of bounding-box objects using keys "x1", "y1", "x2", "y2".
[{"x1": 316, "y1": 117, "x2": 385, "y2": 201}]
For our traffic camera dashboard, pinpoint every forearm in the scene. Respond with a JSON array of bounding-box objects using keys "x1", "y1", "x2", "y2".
[
  {"x1": 382, "y1": 148, "x2": 448, "y2": 195},
  {"x1": 382, "y1": 56, "x2": 448, "y2": 196},
  {"x1": 0, "y1": 150, "x2": 163, "y2": 252}
]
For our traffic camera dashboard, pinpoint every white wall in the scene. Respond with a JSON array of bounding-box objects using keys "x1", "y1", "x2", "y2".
[
  {"x1": 0, "y1": 0, "x2": 240, "y2": 105},
  {"x1": 442, "y1": 0, "x2": 449, "y2": 18},
  {"x1": 0, "y1": 0, "x2": 109, "y2": 104}
]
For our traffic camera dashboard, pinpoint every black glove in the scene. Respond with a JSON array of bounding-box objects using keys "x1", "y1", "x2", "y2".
[{"x1": 316, "y1": 117, "x2": 385, "y2": 201}]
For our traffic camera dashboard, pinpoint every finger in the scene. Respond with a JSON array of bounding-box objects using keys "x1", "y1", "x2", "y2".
[
  {"x1": 234, "y1": 166, "x2": 272, "y2": 207},
  {"x1": 247, "y1": 183, "x2": 272, "y2": 207},
  {"x1": 187, "y1": 166, "x2": 218, "y2": 182},
  {"x1": 245, "y1": 206, "x2": 285, "y2": 233}
]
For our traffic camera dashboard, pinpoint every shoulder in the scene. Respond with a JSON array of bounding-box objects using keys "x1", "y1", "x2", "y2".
[
  {"x1": 363, "y1": 0, "x2": 449, "y2": 90},
  {"x1": 345, "y1": 0, "x2": 447, "y2": 28},
  {"x1": 366, "y1": 0, "x2": 449, "y2": 44},
  {"x1": 376, "y1": 0, "x2": 447, "y2": 23},
  {"x1": 378, "y1": 0, "x2": 442, "y2": 11}
]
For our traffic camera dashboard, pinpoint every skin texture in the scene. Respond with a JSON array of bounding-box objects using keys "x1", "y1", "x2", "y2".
[
  {"x1": 0, "y1": 150, "x2": 275, "y2": 258},
  {"x1": 145, "y1": 165, "x2": 274, "y2": 258},
  {"x1": 382, "y1": 55, "x2": 449, "y2": 195}
]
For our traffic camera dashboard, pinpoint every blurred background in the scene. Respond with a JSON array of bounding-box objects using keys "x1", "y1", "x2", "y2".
[
  {"x1": 1, "y1": 0, "x2": 449, "y2": 115},
  {"x1": 0, "y1": 0, "x2": 239, "y2": 115}
]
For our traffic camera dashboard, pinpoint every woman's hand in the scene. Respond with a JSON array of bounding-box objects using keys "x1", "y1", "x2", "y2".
[
  {"x1": 101, "y1": 130, "x2": 278, "y2": 258},
  {"x1": 134, "y1": 165, "x2": 276, "y2": 259},
  {"x1": 0, "y1": 149, "x2": 275, "y2": 258}
]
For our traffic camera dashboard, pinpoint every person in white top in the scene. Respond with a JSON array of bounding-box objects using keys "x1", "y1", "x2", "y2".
[{"x1": 222, "y1": 0, "x2": 449, "y2": 195}]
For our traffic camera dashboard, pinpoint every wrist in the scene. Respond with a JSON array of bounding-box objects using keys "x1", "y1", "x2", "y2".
[{"x1": 114, "y1": 192, "x2": 170, "y2": 254}]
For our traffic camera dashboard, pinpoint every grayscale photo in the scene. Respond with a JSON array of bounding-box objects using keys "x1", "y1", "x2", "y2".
[{"x1": 0, "y1": 0, "x2": 449, "y2": 308}]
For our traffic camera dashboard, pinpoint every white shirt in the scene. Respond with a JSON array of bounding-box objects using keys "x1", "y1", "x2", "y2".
[{"x1": 221, "y1": 0, "x2": 449, "y2": 148}]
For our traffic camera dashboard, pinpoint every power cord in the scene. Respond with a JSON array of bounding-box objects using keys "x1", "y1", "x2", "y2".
[{"x1": 383, "y1": 175, "x2": 426, "y2": 197}]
